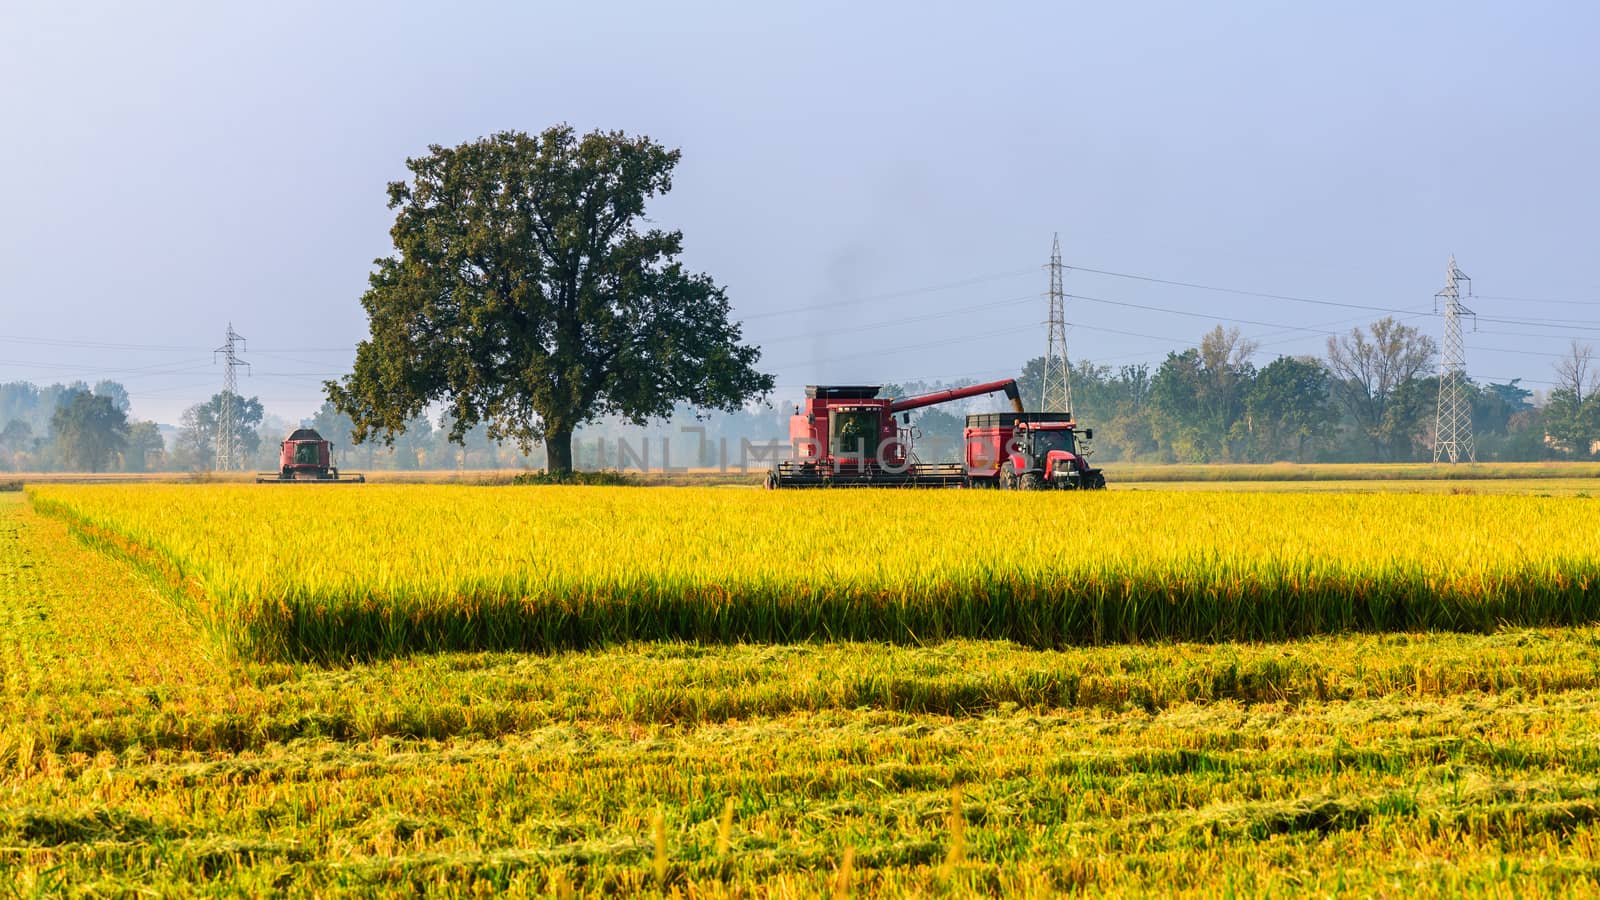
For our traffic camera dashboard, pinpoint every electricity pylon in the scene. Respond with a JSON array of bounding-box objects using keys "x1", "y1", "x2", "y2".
[
  {"x1": 213, "y1": 324, "x2": 249, "y2": 470},
  {"x1": 1040, "y1": 234, "x2": 1073, "y2": 414},
  {"x1": 1432, "y1": 257, "x2": 1475, "y2": 463}
]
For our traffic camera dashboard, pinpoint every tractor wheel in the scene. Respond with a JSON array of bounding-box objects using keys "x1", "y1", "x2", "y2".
[
  {"x1": 1000, "y1": 461, "x2": 1019, "y2": 490},
  {"x1": 1088, "y1": 472, "x2": 1107, "y2": 490},
  {"x1": 1020, "y1": 472, "x2": 1043, "y2": 491}
]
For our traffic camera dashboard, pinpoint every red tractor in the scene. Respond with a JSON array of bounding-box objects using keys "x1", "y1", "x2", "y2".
[
  {"x1": 765, "y1": 378, "x2": 1105, "y2": 489},
  {"x1": 255, "y1": 428, "x2": 365, "y2": 483},
  {"x1": 964, "y1": 413, "x2": 1105, "y2": 490}
]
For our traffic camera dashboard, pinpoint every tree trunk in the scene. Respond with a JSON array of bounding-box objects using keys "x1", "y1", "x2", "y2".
[{"x1": 546, "y1": 426, "x2": 574, "y2": 474}]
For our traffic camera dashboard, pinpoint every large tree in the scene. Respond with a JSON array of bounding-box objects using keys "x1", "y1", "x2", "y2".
[
  {"x1": 92, "y1": 380, "x2": 132, "y2": 414},
  {"x1": 1325, "y1": 317, "x2": 1436, "y2": 460},
  {"x1": 0, "y1": 419, "x2": 34, "y2": 471},
  {"x1": 1546, "y1": 341, "x2": 1599, "y2": 456},
  {"x1": 51, "y1": 390, "x2": 128, "y2": 472},
  {"x1": 1245, "y1": 355, "x2": 1334, "y2": 462},
  {"x1": 326, "y1": 126, "x2": 773, "y2": 473},
  {"x1": 124, "y1": 421, "x2": 166, "y2": 472},
  {"x1": 1149, "y1": 326, "x2": 1258, "y2": 462}
]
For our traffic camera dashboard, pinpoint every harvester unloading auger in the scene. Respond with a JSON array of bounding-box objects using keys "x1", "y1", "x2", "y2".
[
  {"x1": 765, "y1": 378, "x2": 1105, "y2": 489},
  {"x1": 255, "y1": 428, "x2": 366, "y2": 483}
]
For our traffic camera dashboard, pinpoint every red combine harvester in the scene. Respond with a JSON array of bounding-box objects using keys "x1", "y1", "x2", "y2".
[
  {"x1": 255, "y1": 428, "x2": 365, "y2": 483},
  {"x1": 765, "y1": 378, "x2": 1105, "y2": 489}
]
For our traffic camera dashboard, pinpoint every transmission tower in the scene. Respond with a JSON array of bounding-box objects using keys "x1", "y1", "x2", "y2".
[
  {"x1": 1040, "y1": 234, "x2": 1073, "y2": 414},
  {"x1": 213, "y1": 324, "x2": 249, "y2": 471},
  {"x1": 1432, "y1": 256, "x2": 1475, "y2": 463}
]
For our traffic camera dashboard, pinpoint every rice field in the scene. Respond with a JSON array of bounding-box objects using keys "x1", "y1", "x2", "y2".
[
  {"x1": 1108, "y1": 461, "x2": 1600, "y2": 482},
  {"x1": 7, "y1": 484, "x2": 1600, "y2": 895},
  {"x1": 25, "y1": 484, "x2": 1600, "y2": 662}
]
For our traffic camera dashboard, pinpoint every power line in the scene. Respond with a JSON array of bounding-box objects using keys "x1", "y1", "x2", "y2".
[
  {"x1": 737, "y1": 267, "x2": 1037, "y2": 322},
  {"x1": 1064, "y1": 263, "x2": 1413, "y2": 316},
  {"x1": 1067, "y1": 291, "x2": 1348, "y2": 334},
  {"x1": 0, "y1": 335, "x2": 208, "y2": 352},
  {"x1": 766, "y1": 285, "x2": 1564, "y2": 387},
  {"x1": 762, "y1": 322, "x2": 1040, "y2": 371},
  {"x1": 1067, "y1": 287, "x2": 1589, "y2": 365},
  {"x1": 1476, "y1": 294, "x2": 1600, "y2": 306},
  {"x1": 1066, "y1": 262, "x2": 1600, "y2": 331},
  {"x1": 0, "y1": 358, "x2": 214, "y2": 378},
  {"x1": 750, "y1": 293, "x2": 1039, "y2": 346}
]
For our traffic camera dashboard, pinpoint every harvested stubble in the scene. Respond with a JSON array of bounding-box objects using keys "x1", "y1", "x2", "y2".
[{"x1": 27, "y1": 484, "x2": 1600, "y2": 662}]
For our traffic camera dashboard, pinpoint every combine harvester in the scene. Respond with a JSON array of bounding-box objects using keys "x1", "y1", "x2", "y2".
[
  {"x1": 255, "y1": 428, "x2": 365, "y2": 483},
  {"x1": 766, "y1": 378, "x2": 1105, "y2": 489}
]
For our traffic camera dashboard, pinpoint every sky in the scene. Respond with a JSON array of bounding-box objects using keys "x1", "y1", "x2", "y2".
[{"x1": 2, "y1": 1, "x2": 1597, "y2": 425}]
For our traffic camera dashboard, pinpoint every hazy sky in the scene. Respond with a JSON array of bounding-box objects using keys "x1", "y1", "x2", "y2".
[{"x1": 2, "y1": 1, "x2": 1597, "y2": 425}]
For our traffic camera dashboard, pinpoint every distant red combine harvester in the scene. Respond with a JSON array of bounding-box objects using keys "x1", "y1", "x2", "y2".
[
  {"x1": 766, "y1": 378, "x2": 1105, "y2": 489},
  {"x1": 255, "y1": 428, "x2": 365, "y2": 484}
]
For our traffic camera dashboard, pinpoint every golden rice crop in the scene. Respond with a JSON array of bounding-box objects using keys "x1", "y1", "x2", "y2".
[
  {"x1": 27, "y1": 484, "x2": 1600, "y2": 661},
  {"x1": 9, "y1": 490, "x2": 1600, "y2": 896}
]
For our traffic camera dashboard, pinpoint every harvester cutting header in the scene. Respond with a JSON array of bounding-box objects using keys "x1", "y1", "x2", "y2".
[{"x1": 766, "y1": 378, "x2": 1104, "y2": 489}]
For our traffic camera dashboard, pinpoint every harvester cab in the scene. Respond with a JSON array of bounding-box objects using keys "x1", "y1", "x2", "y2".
[{"x1": 255, "y1": 428, "x2": 366, "y2": 484}]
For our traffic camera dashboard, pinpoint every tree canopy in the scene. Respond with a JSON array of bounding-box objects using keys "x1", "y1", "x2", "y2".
[
  {"x1": 326, "y1": 126, "x2": 773, "y2": 473},
  {"x1": 51, "y1": 390, "x2": 128, "y2": 472},
  {"x1": 1326, "y1": 317, "x2": 1437, "y2": 461},
  {"x1": 1546, "y1": 342, "x2": 1599, "y2": 456}
]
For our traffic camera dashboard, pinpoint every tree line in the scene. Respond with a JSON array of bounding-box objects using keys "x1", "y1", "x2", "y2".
[
  {"x1": 1001, "y1": 317, "x2": 1598, "y2": 464},
  {"x1": 0, "y1": 381, "x2": 548, "y2": 473},
  {"x1": 0, "y1": 381, "x2": 162, "y2": 472},
  {"x1": 0, "y1": 382, "x2": 272, "y2": 473},
  {"x1": 5, "y1": 315, "x2": 1598, "y2": 473}
]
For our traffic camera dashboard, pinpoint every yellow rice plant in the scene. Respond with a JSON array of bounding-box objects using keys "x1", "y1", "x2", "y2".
[{"x1": 27, "y1": 484, "x2": 1600, "y2": 662}]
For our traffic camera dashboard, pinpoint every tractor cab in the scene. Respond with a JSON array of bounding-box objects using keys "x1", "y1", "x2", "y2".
[{"x1": 1016, "y1": 424, "x2": 1080, "y2": 460}]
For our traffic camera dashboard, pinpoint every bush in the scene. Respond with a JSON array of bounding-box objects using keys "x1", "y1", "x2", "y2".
[{"x1": 509, "y1": 469, "x2": 640, "y2": 487}]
